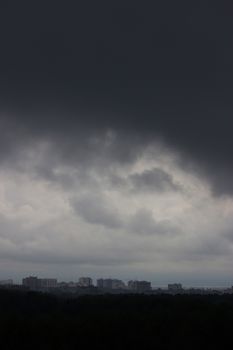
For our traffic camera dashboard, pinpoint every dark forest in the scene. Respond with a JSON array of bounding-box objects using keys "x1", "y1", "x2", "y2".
[{"x1": 0, "y1": 289, "x2": 232, "y2": 349}]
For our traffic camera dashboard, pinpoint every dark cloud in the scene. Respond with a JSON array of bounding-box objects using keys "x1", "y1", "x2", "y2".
[{"x1": 0, "y1": 0, "x2": 232, "y2": 195}]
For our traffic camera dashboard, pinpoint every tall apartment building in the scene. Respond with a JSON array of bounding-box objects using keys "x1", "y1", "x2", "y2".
[
  {"x1": 39, "y1": 278, "x2": 57, "y2": 289},
  {"x1": 97, "y1": 278, "x2": 112, "y2": 289},
  {"x1": 128, "y1": 280, "x2": 151, "y2": 292},
  {"x1": 78, "y1": 277, "x2": 93, "y2": 287},
  {"x1": 97, "y1": 278, "x2": 125, "y2": 289},
  {"x1": 96, "y1": 278, "x2": 104, "y2": 288},
  {"x1": 22, "y1": 276, "x2": 57, "y2": 290},
  {"x1": 22, "y1": 276, "x2": 39, "y2": 290},
  {"x1": 111, "y1": 279, "x2": 126, "y2": 289}
]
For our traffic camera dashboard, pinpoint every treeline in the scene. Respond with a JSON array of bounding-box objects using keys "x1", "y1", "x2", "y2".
[{"x1": 0, "y1": 289, "x2": 233, "y2": 349}]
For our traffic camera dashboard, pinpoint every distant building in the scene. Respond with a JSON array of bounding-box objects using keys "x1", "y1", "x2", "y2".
[
  {"x1": 78, "y1": 277, "x2": 93, "y2": 287},
  {"x1": 67, "y1": 281, "x2": 77, "y2": 288},
  {"x1": 0, "y1": 279, "x2": 13, "y2": 285},
  {"x1": 22, "y1": 276, "x2": 57, "y2": 290},
  {"x1": 57, "y1": 281, "x2": 78, "y2": 290},
  {"x1": 39, "y1": 279, "x2": 57, "y2": 289},
  {"x1": 97, "y1": 278, "x2": 125, "y2": 290},
  {"x1": 168, "y1": 283, "x2": 183, "y2": 292},
  {"x1": 111, "y1": 279, "x2": 126, "y2": 289},
  {"x1": 97, "y1": 278, "x2": 113, "y2": 289},
  {"x1": 128, "y1": 280, "x2": 151, "y2": 292},
  {"x1": 97, "y1": 278, "x2": 104, "y2": 288},
  {"x1": 22, "y1": 276, "x2": 39, "y2": 290}
]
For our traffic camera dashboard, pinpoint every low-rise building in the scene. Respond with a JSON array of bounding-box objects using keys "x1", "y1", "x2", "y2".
[
  {"x1": 168, "y1": 283, "x2": 183, "y2": 292},
  {"x1": 0, "y1": 279, "x2": 13, "y2": 286}
]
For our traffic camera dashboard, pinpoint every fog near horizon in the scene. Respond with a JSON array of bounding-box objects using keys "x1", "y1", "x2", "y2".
[{"x1": 0, "y1": 1, "x2": 233, "y2": 286}]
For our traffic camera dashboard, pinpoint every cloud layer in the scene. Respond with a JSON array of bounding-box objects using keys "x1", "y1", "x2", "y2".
[
  {"x1": 0, "y1": 1, "x2": 233, "y2": 285},
  {"x1": 0, "y1": 137, "x2": 232, "y2": 285}
]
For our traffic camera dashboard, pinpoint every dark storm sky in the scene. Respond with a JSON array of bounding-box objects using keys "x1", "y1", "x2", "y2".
[{"x1": 0, "y1": 1, "x2": 233, "y2": 285}]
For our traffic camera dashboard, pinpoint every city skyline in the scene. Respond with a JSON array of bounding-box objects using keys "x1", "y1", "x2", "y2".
[{"x1": 1, "y1": 273, "x2": 233, "y2": 289}]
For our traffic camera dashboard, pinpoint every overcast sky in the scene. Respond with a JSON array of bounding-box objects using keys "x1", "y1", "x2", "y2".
[{"x1": 0, "y1": 1, "x2": 233, "y2": 286}]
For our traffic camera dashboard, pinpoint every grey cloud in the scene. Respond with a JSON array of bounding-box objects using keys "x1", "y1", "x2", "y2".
[
  {"x1": 0, "y1": 212, "x2": 138, "y2": 266},
  {"x1": 128, "y1": 208, "x2": 177, "y2": 236},
  {"x1": 129, "y1": 168, "x2": 182, "y2": 193},
  {"x1": 107, "y1": 174, "x2": 129, "y2": 191},
  {"x1": 0, "y1": 249, "x2": 136, "y2": 267},
  {"x1": 71, "y1": 194, "x2": 123, "y2": 229},
  {"x1": 171, "y1": 236, "x2": 233, "y2": 262},
  {"x1": 0, "y1": 214, "x2": 36, "y2": 245}
]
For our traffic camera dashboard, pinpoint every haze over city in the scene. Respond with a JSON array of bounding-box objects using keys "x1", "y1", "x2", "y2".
[{"x1": 1, "y1": 1, "x2": 233, "y2": 287}]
